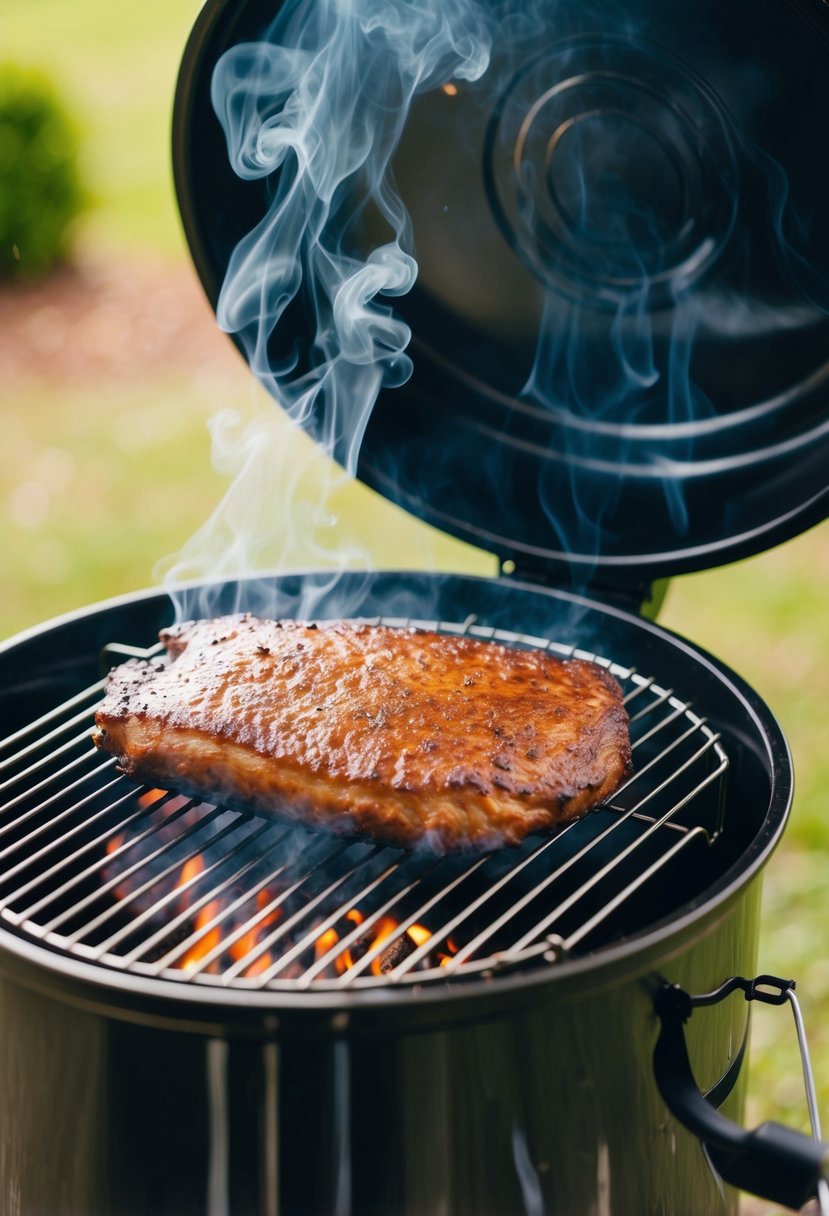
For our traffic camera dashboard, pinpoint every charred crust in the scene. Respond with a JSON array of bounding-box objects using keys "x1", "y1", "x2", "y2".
[{"x1": 91, "y1": 616, "x2": 631, "y2": 848}]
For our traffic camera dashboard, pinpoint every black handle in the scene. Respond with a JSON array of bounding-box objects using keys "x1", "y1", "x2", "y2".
[{"x1": 653, "y1": 978, "x2": 829, "y2": 1210}]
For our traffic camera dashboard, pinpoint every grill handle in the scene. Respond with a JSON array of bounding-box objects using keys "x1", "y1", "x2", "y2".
[{"x1": 653, "y1": 977, "x2": 829, "y2": 1211}]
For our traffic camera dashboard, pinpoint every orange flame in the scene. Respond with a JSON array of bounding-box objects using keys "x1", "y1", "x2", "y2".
[
  {"x1": 228, "y1": 890, "x2": 281, "y2": 978},
  {"x1": 109, "y1": 822, "x2": 462, "y2": 981},
  {"x1": 171, "y1": 856, "x2": 217, "y2": 968},
  {"x1": 137, "y1": 788, "x2": 167, "y2": 808},
  {"x1": 312, "y1": 912, "x2": 459, "y2": 977},
  {"x1": 439, "y1": 936, "x2": 459, "y2": 967},
  {"x1": 172, "y1": 858, "x2": 283, "y2": 976},
  {"x1": 314, "y1": 908, "x2": 366, "y2": 974},
  {"x1": 106, "y1": 834, "x2": 124, "y2": 857},
  {"x1": 175, "y1": 853, "x2": 207, "y2": 917},
  {"x1": 179, "y1": 902, "x2": 223, "y2": 969},
  {"x1": 177, "y1": 854, "x2": 204, "y2": 889}
]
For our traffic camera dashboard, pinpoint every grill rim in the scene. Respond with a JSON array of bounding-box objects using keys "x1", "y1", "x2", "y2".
[{"x1": 0, "y1": 572, "x2": 793, "y2": 1033}]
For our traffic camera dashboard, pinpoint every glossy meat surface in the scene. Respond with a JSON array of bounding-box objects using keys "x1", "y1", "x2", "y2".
[{"x1": 93, "y1": 615, "x2": 631, "y2": 848}]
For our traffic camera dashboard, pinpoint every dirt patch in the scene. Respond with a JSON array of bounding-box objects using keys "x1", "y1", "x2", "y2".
[{"x1": 0, "y1": 254, "x2": 244, "y2": 386}]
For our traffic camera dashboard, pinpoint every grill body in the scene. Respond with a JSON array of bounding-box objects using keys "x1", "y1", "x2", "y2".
[
  {"x1": 0, "y1": 891, "x2": 758, "y2": 1216},
  {"x1": 0, "y1": 572, "x2": 789, "y2": 1215}
]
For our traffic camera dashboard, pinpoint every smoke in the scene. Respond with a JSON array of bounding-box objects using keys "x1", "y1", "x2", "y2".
[
  {"x1": 160, "y1": 0, "x2": 493, "y2": 623},
  {"x1": 159, "y1": 0, "x2": 829, "y2": 624}
]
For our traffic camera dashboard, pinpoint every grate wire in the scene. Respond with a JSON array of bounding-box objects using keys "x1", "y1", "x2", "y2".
[{"x1": 0, "y1": 618, "x2": 729, "y2": 990}]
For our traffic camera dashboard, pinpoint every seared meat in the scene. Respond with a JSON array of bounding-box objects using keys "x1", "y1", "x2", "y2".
[{"x1": 93, "y1": 615, "x2": 631, "y2": 848}]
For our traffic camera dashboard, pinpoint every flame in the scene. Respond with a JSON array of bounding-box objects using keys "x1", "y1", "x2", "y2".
[
  {"x1": 312, "y1": 912, "x2": 459, "y2": 977},
  {"x1": 171, "y1": 858, "x2": 283, "y2": 976},
  {"x1": 441, "y1": 82, "x2": 459, "y2": 96},
  {"x1": 179, "y1": 902, "x2": 223, "y2": 969},
  {"x1": 228, "y1": 890, "x2": 281, "y2": 978},
  {"x1": 170, "y1": 855, "x2": 215, "y2": 968},
  {"x1": 315, "y1": 908, "x2": 366, "y2": 975},
  {"x1": 105, "y1": 834, "x2": 123, "y2": 857},
  {"x1": 315, "y1": 927, "x2": 340, "y2": 957},
  {"x1": 407, "y1": 923, "x2": 432, "y2": 947},
  {"x1": 138, "y1": 788, "x2": 167, "y2": 808},
  {"x1": 177, "y1": 854, "x2": 204, "y2": 891},
  {"x1": 440, "y1": 936, "x2": 459, "y2": 967},
  {"x1": 107, "y1": 822, "x2": 461, "y2": 980},
  {"x1": 368, "y1": 916, "x2": 401, "y2": 975}
]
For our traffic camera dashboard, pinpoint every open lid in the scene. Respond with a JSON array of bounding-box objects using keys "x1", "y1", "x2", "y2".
[{"x1": 174, "y1": 0, "x2": 829, "y2": 586}]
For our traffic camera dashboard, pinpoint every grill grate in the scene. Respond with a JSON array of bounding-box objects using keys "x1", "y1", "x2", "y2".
[{"x1": 0, "y1": 618, "x2": 728, "y2": 990}]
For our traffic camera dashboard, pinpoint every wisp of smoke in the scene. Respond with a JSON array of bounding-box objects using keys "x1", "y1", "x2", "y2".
[
  {"x1": 160, "y1": 0, "x2": 492, "y2": 622},
  {"x1": 160, "y1": 0, "x2": 828, "y2": 625}
]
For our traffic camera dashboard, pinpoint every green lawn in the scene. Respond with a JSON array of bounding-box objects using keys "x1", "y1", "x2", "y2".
[
  {"x1": 3, "y1": 0, "x2": 829, "y2": 1186},
  {"x1": 0, "y1": 370, "x2": 493, "y2": 638}
]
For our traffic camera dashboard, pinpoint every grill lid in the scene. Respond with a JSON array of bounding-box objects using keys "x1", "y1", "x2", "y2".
[{"x1": 173, "y1": 0, "x2": 829, "y2": 585}]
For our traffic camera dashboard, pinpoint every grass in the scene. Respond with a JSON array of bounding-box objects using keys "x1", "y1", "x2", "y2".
[
  {"x1": 3, "y1": 3, "x2": 829, "y2": 1202},
  {"x1": 1, "y1": 371, "x2": 229, "y2": 631},
  {"x1": 0, "y1": 372, "x2": 493, "y2": 638}
]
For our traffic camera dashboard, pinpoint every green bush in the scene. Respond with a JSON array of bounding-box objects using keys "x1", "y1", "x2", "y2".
[{"x1": 0, "y1": 64, "x2": 85, "y2": 279}]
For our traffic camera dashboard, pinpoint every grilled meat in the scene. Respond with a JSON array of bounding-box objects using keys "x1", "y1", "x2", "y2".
[{"x1": 93, "y1": 615, "x2": 631, "y2": 848}]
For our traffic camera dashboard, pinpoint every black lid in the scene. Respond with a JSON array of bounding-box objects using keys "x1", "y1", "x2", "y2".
[{"x1": 174, "y1": 0, "x2": 829, "y2": 585}]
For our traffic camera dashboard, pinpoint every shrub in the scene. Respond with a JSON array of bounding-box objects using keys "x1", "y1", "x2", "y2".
[{"x1": 0, "y1": 63, "x2": 86, "y2": 279}]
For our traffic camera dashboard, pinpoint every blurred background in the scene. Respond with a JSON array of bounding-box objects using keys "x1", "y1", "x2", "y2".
[{"x1": 1, "y1": 3, "x2": 827, "y2": 1209}]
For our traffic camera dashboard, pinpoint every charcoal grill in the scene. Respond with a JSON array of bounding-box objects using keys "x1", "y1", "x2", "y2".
[
  {"x1": 0, "y1": 570, "x2": 820, "y2": 1216},
  {"x1": 0, "y1": 617, "x2": 727, "y2": 992},
  {"x1": 2, "y1": 0, "x2": 829, "y2": 1212}
]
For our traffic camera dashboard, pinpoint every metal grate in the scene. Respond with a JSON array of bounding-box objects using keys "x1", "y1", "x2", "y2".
[{"x1": 0, "y1": 617, "x2": 728, "y2": 991}]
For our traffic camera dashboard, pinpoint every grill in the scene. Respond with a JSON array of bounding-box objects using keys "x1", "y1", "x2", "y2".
[
  {"x1": 0, "y1": 616, "x2": 727, "y2": 993},
  {"x1": 2, "y1": 0, "x2": 828, "y2": 1208},
  {"x1": 0, "y1": 572, "x2": 816, "y2": 1216}
]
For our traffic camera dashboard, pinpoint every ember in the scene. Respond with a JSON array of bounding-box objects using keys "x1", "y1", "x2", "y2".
[
  {"x1": 102, "y1": 792, "x2": 462, "y2": 982},
  {"x1": 311, "y1": 910, "x2": 459, "y2": 979}
]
